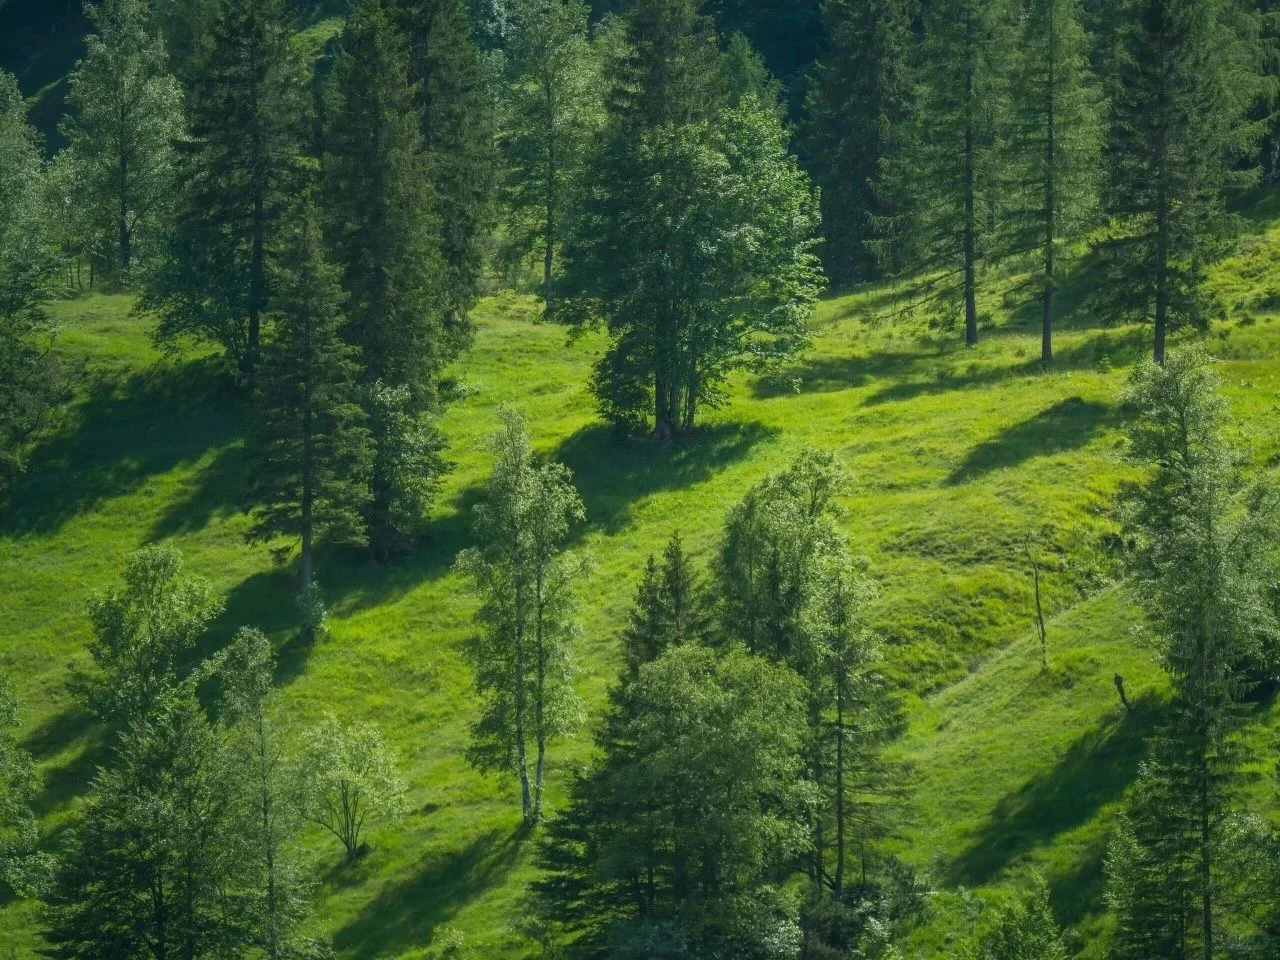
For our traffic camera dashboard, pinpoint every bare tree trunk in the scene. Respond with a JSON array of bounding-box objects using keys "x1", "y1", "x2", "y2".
[
  {"x1": 963, "y1": 63, "x2": 979, "y2": 348},
  {"x1": 1042, "y1": 0, "x2": 1057, "y2": 364}
]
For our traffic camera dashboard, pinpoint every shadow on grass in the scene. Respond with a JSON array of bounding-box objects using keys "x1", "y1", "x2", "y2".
[
  {"x1": 150, "y1": 440, "x2": 247, "y2": 539},
  {"x1": 556, "y1": 420, "x2": 778, "y2": 535},
  {"x1": 752, "y1": 349, "x2": 935, "y2": 399},
  {"x1": 946, "y1": 397, "x2": 1118, "y2": 485},
  {"x1": 947, "y1": 693, "x2": 1161, "y2": 893},
  {"x1": 332, "y1": 825, "x2": 529, "y2": 957},
  {"x1": 0, "y1": 357, "x2": 247, "y2": 537},
  {"x1": 864, "y1": 327, "x2": 1148, "y2": 407}
]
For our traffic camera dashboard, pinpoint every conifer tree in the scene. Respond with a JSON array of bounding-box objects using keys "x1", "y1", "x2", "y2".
[
  {"x1": 0, "y1": 70, "x2": 62, "y2": 485},
  {"x1": 620, "y1": 532, "x2": 709, "y2": 678},
  {"x1": 1006, "y1": 0, "x2": 1104, "y2": 363},
  {"x1": 323, "y1": 0, "x2": 451, "y2": 556},
  {"x1": 61, "y1": 0, "x2": 184, "y2": 279},
  {"x1": 246, "y1": 198, "x2": 373, "y2": 608},
  {"x1": 388, "y1": 0, "x2": 499, "y2": 341},
  {"x1": 1106, "y1": 351, "x2": 1280, "y2": 958},
  {"x1": 804, "y1": 0, "x2": 917, "y2": 284},
  {"x1": 1096, "y1": 0, "x2": 1264, "y2": 363},
  {"x1": 890, "y1": 0, "x2": 1013, "y2": 346},
  {"x1": 457, "y1": 410, "x2": 587, "y2": 823},
  {"x1": 145, "y1": 0, "x2": 304, "y2": 379},
  {"x1": 503, "y1": 0, "x2": 604, "y2": 319}
]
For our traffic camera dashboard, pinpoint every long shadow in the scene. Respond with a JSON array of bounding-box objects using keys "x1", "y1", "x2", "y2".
[
  {"x1": 865, "y1": 327, "x2": 1148, "y2": 407},
  {"x1": 947, "y1": 693, "x2": 1161, "y2": 891},
  {"x1": 946, "y1": 397, "x2": 1118, "y2": 485},
  {"x1": 556, "y1": 420, "x2": 777, "y2": 536},
  {"x1": 1, "y1": 357, "x2": 246, "y2": 537},
  {"x1": 753, "y1": 348, "x2": 937, "y2": 399},
  {"x1": 332, "y1": 825, "x2": 528, "y2": 957},
  {"x1": 150, "y1": 440, "x2": 248, "y2": 539}
]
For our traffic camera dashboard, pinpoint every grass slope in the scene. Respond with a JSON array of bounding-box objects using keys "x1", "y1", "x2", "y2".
[{"x1": 3, "y1": 192, "x2": 1280, "y2": 957}]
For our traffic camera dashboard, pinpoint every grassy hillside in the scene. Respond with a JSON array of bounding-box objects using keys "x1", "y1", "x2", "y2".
[{"x1": 3, "y1": 191, "x2": 1280, "y2": 958}]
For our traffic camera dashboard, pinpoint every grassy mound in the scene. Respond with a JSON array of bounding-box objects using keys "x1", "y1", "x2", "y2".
[{"x1": 3, "y1": 191, "x2": 1279, "y2": 957}]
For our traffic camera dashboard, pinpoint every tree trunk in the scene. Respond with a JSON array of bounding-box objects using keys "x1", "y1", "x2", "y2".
[
  {"x1": 963, "y1": 64, "x2": 979, "y2": 348},
  {"x1": 247, "y1": 189, "x2": 266, "y2": 382},
  {"x1": 1042, "y1": 0, "x2": 1056, "y2": 364}
]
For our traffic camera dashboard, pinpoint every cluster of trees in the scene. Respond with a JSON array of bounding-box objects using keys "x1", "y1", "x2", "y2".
[
  {"x1": 0, "y1": 545, "x2": 410, "y2": 959},
  {"x1": 806, "y1": 0, "x2": 1280, "y2": 361}
]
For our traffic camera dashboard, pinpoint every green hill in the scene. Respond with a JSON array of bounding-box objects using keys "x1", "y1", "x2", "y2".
[{"x1": 3, "y1": 190, "x2": 1280, "y2": 958}]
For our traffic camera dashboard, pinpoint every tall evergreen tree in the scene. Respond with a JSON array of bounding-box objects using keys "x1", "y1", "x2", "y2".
[
  {"x1": 0, "y1": 70, "x2": 63, "y2": 486},
  {"x1": 60, "y1": 0, "x2": 184, "y2": 279},
  {"x1": 1096, "y1": 0, "x2": 1264, "y2": 363},
  {"x1": 246, "y1": 198, "x2": 373, "y2": 609},
  {"x1": 502, "y1": 0, "x2": 604, "y2": 319},
  {"x1": 322, "y1": 0, "x2": 448, "y2": 557},
  {"x1": 890, "y1": 0, "x2": 1013, "y2": 346},
  {"x1": 456, "y1": 410, "x2": 586, "y2": 824},
  {"x1": 804, "y1": 0, "x2": 917, "y2": 285},
  {"x1": 620, "y1": 532, "x2": 710, "y2": 678},
  {"x1": 145, "y1": 0, "x2": 304, "y2": 379},
  {"x1": 1106, "y1": 351, "x2": 1280, "y2": 959},
  {"x1": 1006, "y1": 0, "x2": 1104, "y2": 363},
  {"x1": 388, "y1": 0, "x2": 499, "y2": 341}
]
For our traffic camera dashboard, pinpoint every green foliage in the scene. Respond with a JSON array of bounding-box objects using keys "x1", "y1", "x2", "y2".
[
  {"x1": 967, "y1": 875, "x2": 1065, "y2": 960},
  {"x1": 388, "y1": 0, "x2": 499, "y2": 339},
  {"x1": 1005, "y1": 0, "x2": 1104, "y2": 362},
  {"x1": 1095, "y1": 0, "x2": 1265, "y2": 361},
  {"x1": 457, "y1": 409, "x2": 587, "y2": 822},
  {"x1": 804, "y1": 0, "x2": 917, "y2": 284},
  {"x1": 76, "y1": 545, "x2": 224, "y2": 728},
  {"x1": 535, "y1": 644, "x2": 815, "y2": 959},
  {"x1": 890, "y1": 0, "x2": 1015, "y2": 346},
  {"x1": 0, "y1": 678, "x2": 48, "y2": 898},
  {"x1": 145, "y1": 0, "x2": 306, "y2": 376},
  {"x1": 566, "y1": 75, "x2": 823, "y2": 436},
  {"x1": 296, "y1": 712, "x2": 410, "y2": 863},
  {"x1": 363, "y1": 381, "x2": 448, "y2": 558},
  {"x1": 501, "y1": 0, "x2": 604, "y2": 317},
  {"x1": 0, "y1": 69, "x2": 62, "y2": 485},
  {"x1": 44, "y1": 683, "x2": 245, "y2": 960},
  {"x1": 60, "y1": 0, "x2": 184, "y2": 279},
  {"x1": 246, "y1": 197, "x2": 373, "y2": 589},
  {"x1": 620, "y1": 532, "x2": 710, "y2": 677}
]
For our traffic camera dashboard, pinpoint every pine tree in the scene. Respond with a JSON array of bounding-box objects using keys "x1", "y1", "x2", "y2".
[
  {"x1": 620, "y1": 532, "x2": 710, "y2": 678},
  {"x1": 502, "y1": 0, "x2": 604, "y2": 319},
  {"x1": 60, "y1": 0, "x2": 184, "y2": 279},
  {"x1": 890, "y1": 0, "x2": 1013, "y2": 346},
  {"x1": 388, "y1": 0, "x2": 499, "y2": 342},
  {"x1": 145, "y1": 0, "x2": 304, "y2": 379},
  {"x1": 1006, "y1": 0, "x2": 1104, "y2": 363},
  {"x1": 804, "y1": 0, "x2": 917, "y2": 284},
  {"x1": 456, "y1": 410, "x2": 587, "y2": 823},
  {"x1": 246, "y1": 198, "x2": 372, "y2": 607},
  {"x1": 1096, "y1": 0, "x2": 1264, "y2": 363},
  {"x1": 322, "y1": 0, "x2": 451, "y2": 556}
]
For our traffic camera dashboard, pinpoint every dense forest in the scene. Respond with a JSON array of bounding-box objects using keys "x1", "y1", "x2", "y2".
[{"x1": 2, "y1": 0, "x2": 1280, "y2": 957}]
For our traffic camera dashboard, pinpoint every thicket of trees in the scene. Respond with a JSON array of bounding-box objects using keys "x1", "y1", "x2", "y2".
[{"x1": 4, "y1": 0, "x2": 1280, "y2": 957}]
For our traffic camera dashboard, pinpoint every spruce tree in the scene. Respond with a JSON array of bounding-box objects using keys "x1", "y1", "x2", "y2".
[
  {"x1": 804, "y1": 0, "x2": 917, "y2": 284},
  {"x1": 246, "y1": 198, "x2": 373, "y2": 607},
  {"x1": 145, "y1": 0, "x2": 304, "y2": 379},
  {"x1": 890, "y1": 0, "x2": 1013, "y2": 346},
  {"x1": 60, "y1": 0, "x2": 184, "y2": 279},
  {"x1": 323, "y1": 0, "x2": 451, "y2": 556},
  {"x1": 1096, "y1": 0, "x2": 1264, "y2": 363},
  {"x1": 502, "y1": 0, "x2": 603, "y2": 319},
  {"x1": 620, "y1": 532, "x2": 709, "y2": 678},
  {"x1": 388, "y1": 0, "x2": 499, "y2": 341},
  {"x1": 1006, "y1": 0, "x2": 1104, "y2": 363},
  {"x1": 0, "y1": 70, "x2": 62, "y2": 485}
]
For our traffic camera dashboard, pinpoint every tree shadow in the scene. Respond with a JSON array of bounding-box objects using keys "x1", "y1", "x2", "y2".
[
  {"x1": 0, "y1": 357, "x2": 246, "y2": 537},
  {"x1": 150, "y1": 440, "x2": 248, "y2": 539},
  {"x1": 947, "y1": 693, "x2": 1161, "y2": 891},
  {"x1": 555, "y1": 420, "x2": 778, "y2": 536},
  {"x1": 332, "y1": 825, "x2": 529, "y2": 958},
  {"x1": 752, "y1": 348, "x2": 938, "y2": 399},
  {"x1": 864, "y1": 327, "x2": 1147, "y2": 407},
  {"x1": 946, "y1": 397, "x2": 1118, "y2": 485}
]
